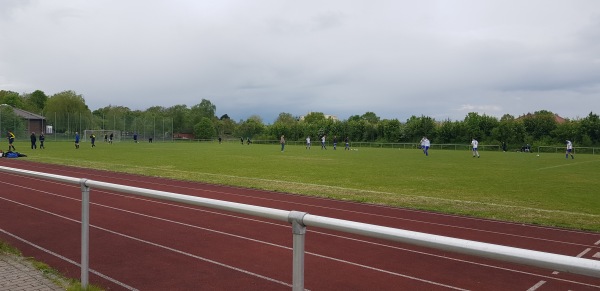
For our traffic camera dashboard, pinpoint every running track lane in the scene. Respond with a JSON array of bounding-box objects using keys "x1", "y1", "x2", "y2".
[{"x1": 1, "y1": 160, "x2": 599, "y2": 290}]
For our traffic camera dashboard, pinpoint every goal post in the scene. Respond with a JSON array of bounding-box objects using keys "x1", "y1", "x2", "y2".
[{"x1": 82, "y1": 130, "x2": 121, "y2": 143}]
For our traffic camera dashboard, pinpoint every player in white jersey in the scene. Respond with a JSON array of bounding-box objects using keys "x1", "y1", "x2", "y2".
[
  {"x1": 565, "y1": 140, "x2": 574, "y2": 159},
  {"x1": 420, "y1": 136, "x2": 430, "y2": 156},
  {"x1": 471, "y1": 138, "x2": 480, "y2": 158}
]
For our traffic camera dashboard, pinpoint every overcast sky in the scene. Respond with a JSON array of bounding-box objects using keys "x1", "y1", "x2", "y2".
[{"x1": 1, "y1": 1, "x2": 599, "y2": 123}]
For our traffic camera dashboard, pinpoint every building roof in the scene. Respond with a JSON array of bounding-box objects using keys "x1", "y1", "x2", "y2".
[
  {"x1": 5, "y1": 106, "x2": 45, "y2": 120},
  {"x1": 517, "y1": 113, "x2": 567, "y2": 124}
]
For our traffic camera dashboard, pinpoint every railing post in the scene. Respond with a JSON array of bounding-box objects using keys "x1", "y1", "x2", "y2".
[
  {"x1": 80, "y1": 179, "x2": 90, "y2": 288},
  {"x1": 288, "y1": 211, "x2": 307, "y2": 291}
]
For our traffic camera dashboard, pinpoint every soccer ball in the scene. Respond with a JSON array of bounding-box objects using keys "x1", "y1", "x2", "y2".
[{"x1": 536, "y1": 154, "x2": 540, "y2": 157}]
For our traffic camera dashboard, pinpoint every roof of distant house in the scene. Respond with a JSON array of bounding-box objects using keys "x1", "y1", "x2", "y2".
[
  {"x1": 517, "y1": 113, "x2": 566, "y2": 124},
  {"x1": 4, "y1": 106, "x2": 45, "y2": 120}
]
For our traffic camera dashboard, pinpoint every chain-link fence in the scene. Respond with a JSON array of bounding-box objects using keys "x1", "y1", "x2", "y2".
[
  {"x1": 4, "y1": 111, "x2": 173, "y2": 142},
  {"x1": 0, "y1": 106, "x2": 27, "y2": 140}
]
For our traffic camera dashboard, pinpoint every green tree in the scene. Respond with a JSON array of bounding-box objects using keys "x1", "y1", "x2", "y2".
[
  {"x1": 165, "y1": 104, "x2": 190, "y2": 133},
  {"x1": 190, "y1": 99, "x2": 216, "y2": 127},
  {"x1": 362, "y1": 120, "x2": 378, "y2": 141},
  {"x1": 361, "y1": 112, "x2": 380, "y2": 124},
  {"x1": 274, "y1": 112, "x2": 296, "y2": 125},
  {"x1": 268, "y1": 122, "x2": 291, "y2": 140},
  {"x1": 93, "y1": 105, "x2": 133, "y2": 131},
  {"x1": 404, "y1": 115, "x2": 436, "y2": 142},
  {"x1": 347, "y1": 115, "x2": 361, "y2": 122},
  {"x1": 578, "y1": 112, "x2": 600, "y2": 145},
  {"x1": 0, "y1": 105, "x2": 24, "y2": 136},
  {"x1": 216, "y1": 114, "x2": 236, "y2": 137},
  {"x1": 24, "y1": 90, "x2": 48, "y2": 112},
  {"x1": 44, "y1": 90, "x2": 91, "y2": 133},
  {"x1": 329, "y1": 120, "x2": 346, "y2": 141},
  {"x1": 438, "y1": 119, "x2": 462, "y2": 143},
  {"x1": 377, "y1": 119, "x2": 402, "y2": 142},
  {"x1": 522, "y1": 110, "x2": 557, "y2": 141},
  {"x1": 0, "y1": 90, "x2": 24, "y2": 108},
  {"x1": 345, "y1": 119, "x2": 362, "y2": 141},
  {"x1": 553, "y1": 121, "x2": 580, "y2": 145},
  {"x1": 463, "y1": 112, "x2": 498, "y2": 142},
  {"x1": 194, "y1": 117, "x2": 216, "y2": 139},
  {"x1": 271, "y1": 112, "x2": 300, "y2": 140},
  {"x1": 303, "y1": 112, "x2": 326, "y2": 124},
  {"x1": 492, "y1": 114, "x2": 526, "y2": 149},
  {"x1": 236, "y1": 115, "x2": 264, "y2": 139},
  {"x1": 298, "y1": 119, "x2": 319, "y2": 140}
]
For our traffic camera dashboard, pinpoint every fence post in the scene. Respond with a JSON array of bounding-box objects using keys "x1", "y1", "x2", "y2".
[
  {"x1": 288, "y1": 211, "x2": 307, "y2": 291},
  {"x1": 80, "y1": 179, "x2": 90, "y2": 288}
]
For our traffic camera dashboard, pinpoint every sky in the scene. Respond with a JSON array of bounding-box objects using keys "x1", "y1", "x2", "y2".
[{"x1": 1, "y1": 1, "x2": 599, "y2": 123}]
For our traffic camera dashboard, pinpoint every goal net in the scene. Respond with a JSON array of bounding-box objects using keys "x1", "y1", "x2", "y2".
[{"x1": 82, "y1": 130, "x2": 121, "y2": 143}]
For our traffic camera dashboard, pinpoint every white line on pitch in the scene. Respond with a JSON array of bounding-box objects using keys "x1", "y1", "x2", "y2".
[{"x1": 537, "y1": 160, "x2": 600, "y2": 170}]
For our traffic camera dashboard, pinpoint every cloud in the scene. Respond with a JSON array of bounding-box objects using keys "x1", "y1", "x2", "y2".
[
  {"x1": 457, "y1": 104, "x2": 502, "y2": 113},
  {"x1": 1, "y1": 1, "x2": 600, "y2": 123}
]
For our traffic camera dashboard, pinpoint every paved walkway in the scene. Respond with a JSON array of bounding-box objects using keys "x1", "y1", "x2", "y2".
[{"x1": 0, "y1": 253, "x2": 65, "y2": 291}]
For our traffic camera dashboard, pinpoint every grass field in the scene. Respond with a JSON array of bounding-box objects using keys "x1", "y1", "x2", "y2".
[{"x1": 8, "y1": 139, "x2": 600, "y2": 232}]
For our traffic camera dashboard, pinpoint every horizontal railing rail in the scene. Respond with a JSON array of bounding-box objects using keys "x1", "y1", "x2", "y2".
[
  {"x1": 538, "y1": 145, "x2": 599, "y2": 155},
  {"x1": 1, "y1": 165, "x2": 599, "y2": 290}
]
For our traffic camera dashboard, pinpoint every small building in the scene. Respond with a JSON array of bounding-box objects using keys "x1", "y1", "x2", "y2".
[
  {"x1": 517, "y1": 112, "x2": 567, "y2": 124},
  {"x1": 8, "y1": 107, "x2": 46, "y2": 135}
]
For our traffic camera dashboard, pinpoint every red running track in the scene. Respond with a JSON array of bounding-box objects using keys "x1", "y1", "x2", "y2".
[{"x1": 1, "y1": 159, "x2": 599, "y2": 290}]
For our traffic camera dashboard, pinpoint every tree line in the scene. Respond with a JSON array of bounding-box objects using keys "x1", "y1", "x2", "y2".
[{"x1": 1, "y1": 89, "x2": 599, "y2": 149}]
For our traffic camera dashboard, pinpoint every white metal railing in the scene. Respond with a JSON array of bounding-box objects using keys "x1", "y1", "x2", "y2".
[
  {"x1": 538, "y1": 146, "x2": 599, "y2": 155},
  {"x1": 1, "y1": 165, "x2": 599, "y2": 290}
]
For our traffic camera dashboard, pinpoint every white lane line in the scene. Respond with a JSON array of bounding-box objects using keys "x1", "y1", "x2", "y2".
[
  {"x1": 7, "y1": 161, "x2": 600, "y2": 251},
  {"x1": 56, "y1": 190, "x2": 600, "y2": 289},
  {"x1": 311, "y1": 230, "x2": 600, "y2": 288},
  {"x1": 4, "y1": 172, "x2": 599, "y2": 255},
  {"x1": 593, "y1": 252, "x2": 600, "y2": 259},
  {"x1": 577, "y1": 248, "x2": 591, "y2": 258},
  {"x1": 0, "y1": 196, "x2": 294, "y2": 289},
  {"x1": 595, "y1": 239, "x2": 600, "y2": 245},
  {"x1": 0, "y1": 196, "x2": 465, "y2": 290},
  {"x1": 0, "y1": 182, "x2": 600, "y2": 288},
  {"x1": 518, "y1": 245, "x2": 594, "y2": 279},
  {"x1": 0, "y1": 228, "x2": 138, "y2": 291},
  {"x1": 527, "y1": 280, "x2": 546, "y2": 291},
  {"x1": 4, "y1": 193, "x2": 600, "y2": 290}
]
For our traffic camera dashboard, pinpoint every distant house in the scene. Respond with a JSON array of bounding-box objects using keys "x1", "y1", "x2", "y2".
[
  {"x1": 553, "y1": 114, "x2": 567, "y2": 124},
  {"x1": 517, "y1": 113, "x2": 567, "y2": 124},
  {"x1": 7, "y1": 107, "x2": 46, "y2": 134}
]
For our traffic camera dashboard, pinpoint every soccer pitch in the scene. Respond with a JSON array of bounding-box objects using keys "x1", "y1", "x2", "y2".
[{"x1": 17, "y1": 140, "x2": 600, "y2": 232}]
